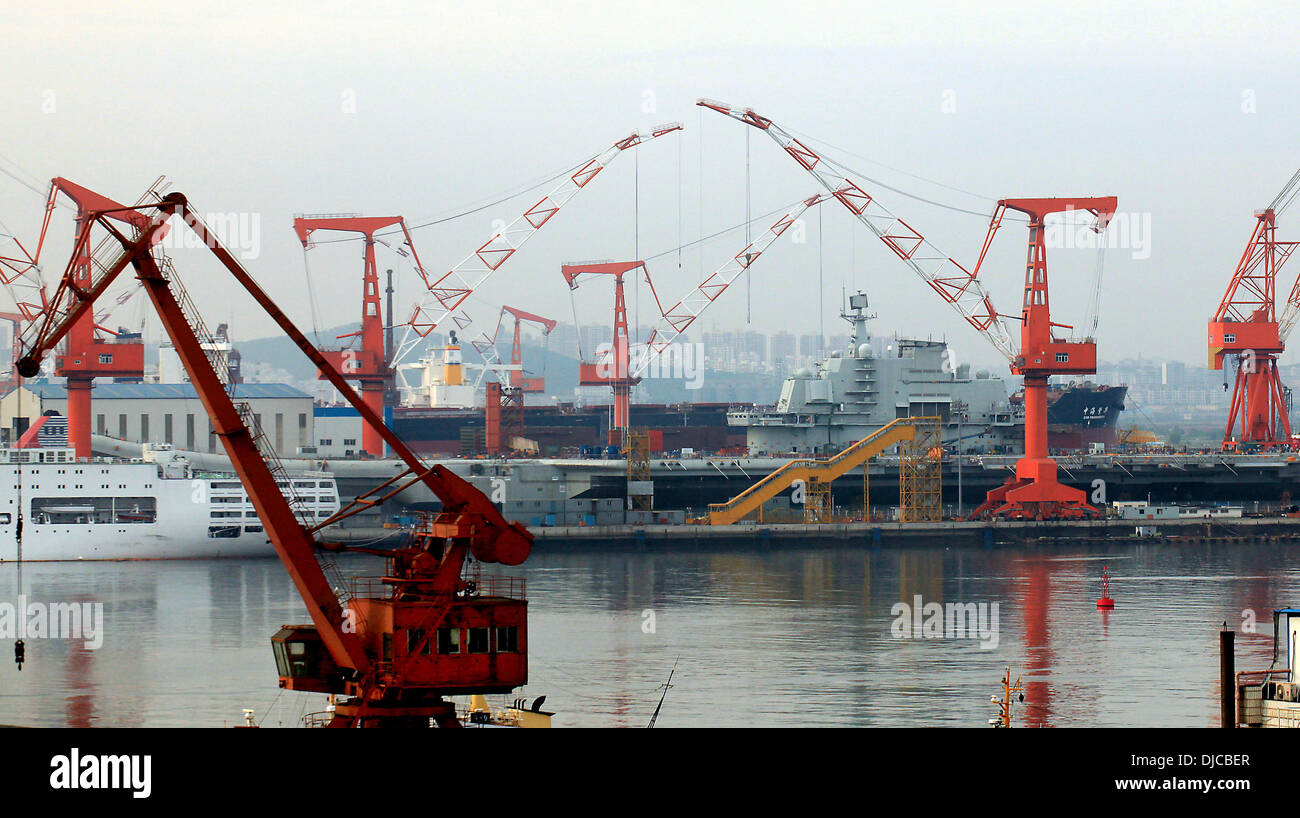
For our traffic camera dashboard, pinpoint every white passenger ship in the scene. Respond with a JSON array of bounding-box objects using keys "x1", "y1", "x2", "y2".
[{"x1": 0, "y1": 444, "x2": 340, "y2": 562}]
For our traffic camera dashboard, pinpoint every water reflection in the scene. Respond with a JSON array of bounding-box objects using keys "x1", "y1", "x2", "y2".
[{"x1": 0, "y1": 541, "x2": 1293, "y2": 727}]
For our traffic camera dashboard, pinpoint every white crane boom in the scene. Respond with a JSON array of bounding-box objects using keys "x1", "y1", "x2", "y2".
[
  {"x1": 630, "y1": 193, "x2": 827, "y2": 378},
  {"x1": 392, "y1": 123, "x2": 683, "y2": 370},
  {"x1": 698, "y1": 99, "x2": 1018, "y2": 364}
]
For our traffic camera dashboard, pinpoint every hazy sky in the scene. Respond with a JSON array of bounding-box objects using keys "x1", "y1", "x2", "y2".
[{"x1": 2, "y1": 1, "x2": 1298, "y2": 375}]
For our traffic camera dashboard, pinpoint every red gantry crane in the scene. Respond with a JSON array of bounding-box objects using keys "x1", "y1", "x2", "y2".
[
  {"x1": 480, "y1": 306, "x2": 556, "y2": 455},
  {"x1": 562, "y1": 194, "x2": 823, "y2": 442},
  {"x1": 19, "y1": 178, "x2": 153, "y2": 459},
  {"x1": 967, "y1": 197, "x2": 1115, "y2": 519},
  {"x1": 473, "y1": 304, "x2": 557, "y2": 393},
  {"x1": 562, "y1": 260, "x2": 644, "y2": 438},
  {"x1": 1208, "y1": 169, "x2": 1300, "y2": 451},
  {"x1": 293, "y1": 215, "x2": 429, "y2": 457},
  {"x1": 701, "y1": 99, "x2": 1115, "y2": 519},
  {"x1": 17, "y1": 186, "x2": 535, "y2": 727}
]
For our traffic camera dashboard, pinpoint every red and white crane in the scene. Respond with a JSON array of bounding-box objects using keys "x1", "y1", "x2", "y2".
[
  {"x1": 698, "y1": 99, "x2": 1019, "y2": 362},
  {"x1": 13, "y1": 177, "x2": 159, "y2": 458},
  {"x1": 701, "y1": 99, "x2": 1115, "y2": 519},
  {"x1": 1208, "y1": 168, "x2": 1300, "y2": 451},
  {"x1": 392, "y1": 123, "x2": 682, "y2": 377},
  {"x1": 563, "y1": 193, "x2": 824, "y2": 439},
  {"x1": 561, "y1": 260, "x2": 647, "y2": 437},
  {"x1": 471, "y1": 304, "x2": 557, "y2": 392},
  {"x1": 631, "y1": 193, "x2": 826, "y2": 378},
  {"x1": 293, "y1": 215, "x2": 429, "y2": 457}
]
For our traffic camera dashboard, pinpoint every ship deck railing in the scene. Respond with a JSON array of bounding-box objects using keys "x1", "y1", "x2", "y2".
[
  {"x1": 1236, "y1": 668, "x2": 1294, "y2": 725},
  {"x1": 348, "y1": 574, "x2": 526, "y2": 602}
]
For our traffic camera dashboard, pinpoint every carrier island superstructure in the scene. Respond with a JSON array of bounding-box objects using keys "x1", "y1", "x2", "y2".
[{"x1": 729, "y1": 294, "x2": 1019, "y2": 456}]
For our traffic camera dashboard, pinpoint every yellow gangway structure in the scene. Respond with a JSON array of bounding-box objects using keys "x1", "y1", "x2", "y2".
[{"x1": 700, "y1": 417, "x2": 941, "y2": 525}]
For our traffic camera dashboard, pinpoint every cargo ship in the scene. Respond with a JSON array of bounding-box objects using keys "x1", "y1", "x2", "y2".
[{"x1": 1025, "y1": 381, "x2": 1128, "y2": 450}]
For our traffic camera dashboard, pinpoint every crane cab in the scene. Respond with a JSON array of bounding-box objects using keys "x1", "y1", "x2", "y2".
[
  {"x1": 272, "y1": 578, "x2": 529, "y2": 697},
  {"x1": 271, "y1": 626, "x2": 347, "y2": 693},
  {"x1": 348, "y1": 577, "x2": 529, "y2": 695}
]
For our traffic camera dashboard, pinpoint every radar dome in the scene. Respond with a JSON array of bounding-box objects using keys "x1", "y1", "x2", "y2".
[{"x1": 857, "y1": 343, "x2": 872, "y2": 359}]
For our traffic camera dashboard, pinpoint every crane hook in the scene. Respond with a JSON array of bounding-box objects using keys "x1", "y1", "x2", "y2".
[{"x1": 14, "y1": 639, "x2": 25, "y2": 671}]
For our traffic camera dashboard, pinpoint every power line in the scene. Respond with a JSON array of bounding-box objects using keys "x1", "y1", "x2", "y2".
[
  {"x1": 787, "y1": 126, "x2": 998, "y2": 204},
  {"x1": 305, "y1": 159, "x2": 588, "y2": 246},
  {"x1": 641, "y1": 199, "x2": 801, "y2": 264}
]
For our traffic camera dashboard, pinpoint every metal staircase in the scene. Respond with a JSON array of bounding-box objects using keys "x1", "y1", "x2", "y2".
[{"x1": 702, "y1": 417, "x2": 938, "y2": 525}]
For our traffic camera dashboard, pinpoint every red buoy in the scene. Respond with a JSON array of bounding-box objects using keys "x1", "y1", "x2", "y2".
[{"x1": 1097, "y1": 564, "x2": 1115, "y2": 609}]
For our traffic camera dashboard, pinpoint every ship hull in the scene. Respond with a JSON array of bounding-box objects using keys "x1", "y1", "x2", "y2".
[
  {"x1": 0, "y1": 454, "x2": 340, "y2": 562},
  {"x1": 394, "y1": 402, "x2": 746, "y2": 456},
  {"x1": 1045, "y1": 384, "x2": 1128, "y2": 450}
]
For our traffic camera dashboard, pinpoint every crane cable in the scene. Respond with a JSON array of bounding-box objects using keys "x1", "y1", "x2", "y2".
[
  {"x1": 1086, "y1": 243, "x2": 1107, "y2": 340},
  {"x1": 536, "y1": 329, "x2": 550, "y2": 383},
  {"x1": 304, "y1": 160, "x2": 588, "y2": 248},
  {"x1": 568, "y1": 286, "x2": 584, "y2": 363},
  {"x1": 807, "y1": 135, "x2": 1109, "y2": 339},
  {"x1": 1269, "y1": 167, "x2": 1300, "y2": 216},
  {"x1": 299, "y1": 248, "x2": 324, "y2": 348},
  {"x1": 13, "y1": 387, "x2": 24, "y2": 671}
]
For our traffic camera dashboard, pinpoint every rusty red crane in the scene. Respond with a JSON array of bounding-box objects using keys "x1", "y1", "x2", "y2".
[
  {"x1": 701, "y1": 99, "x2": 1115, "y2": 519},
  {"x1": 393, "y1": 123, "x2": 682, "y2": 373},
  {"x1": 294, "y1": 215, "x2": 429, "y2": 457},
  {"x1": 479, "y1": 306, "x2": 555, "y2": 456},
  {"x1": 501, "y1": 305, "x2": 556, "y2": 393},
  {"x1": 1208, "y1": 169, "x2": 1300, "y2": 451},
  {"x1": 18, "y1": 186, "x2": 534, "y2": 727}
]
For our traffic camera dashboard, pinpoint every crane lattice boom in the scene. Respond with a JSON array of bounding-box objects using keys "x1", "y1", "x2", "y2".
[
  {"x1": 392, "y1": 123, "x2": 682, "y2": 370},
  {"x1": 698, "y1": 99, "x2": 1018, "y2": 363},
  {"x1": 631, "y1": 193, "x2": 827, "y2": 378}
]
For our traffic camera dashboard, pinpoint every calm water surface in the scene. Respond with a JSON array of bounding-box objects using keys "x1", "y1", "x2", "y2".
[{"x1": 0, "y1": 540, "x2": 1294, "y2": 727}]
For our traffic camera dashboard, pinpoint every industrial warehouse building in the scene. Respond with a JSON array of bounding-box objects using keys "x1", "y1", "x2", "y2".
[{"x1": 0, "y1": 382, "x2": 315, "y2": 457}]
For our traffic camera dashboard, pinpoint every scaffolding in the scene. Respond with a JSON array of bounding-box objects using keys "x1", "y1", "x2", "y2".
[
  {"x1": 702, "y1": 417, "x2": 940, "y2": 525},
  {"x1": 804, "y1": 476, "x2": 832, "y2": 524},
  {"x1": 900, "y1": 416, "x2": 942, "y2": 522},
  {"x1": 502, "y1": 385, "x2": 524, "y2": 447},
  {"x1": 625, "y1": 428, "x2": 653, "y2": 511}
]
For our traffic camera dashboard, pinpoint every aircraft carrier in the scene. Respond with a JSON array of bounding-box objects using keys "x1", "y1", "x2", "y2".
[{"x1": 726, "y1": 294, "x2": 1125, "y2": 456}]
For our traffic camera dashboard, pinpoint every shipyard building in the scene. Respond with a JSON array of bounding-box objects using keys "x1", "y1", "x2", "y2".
[{"x1": 0, "y1": 382, "x2": 315, "y2": 457}]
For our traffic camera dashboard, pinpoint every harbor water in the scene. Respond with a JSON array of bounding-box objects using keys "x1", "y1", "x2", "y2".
[{"x1": 0, "y1": 540, "x2": 1293, "y2": 728}]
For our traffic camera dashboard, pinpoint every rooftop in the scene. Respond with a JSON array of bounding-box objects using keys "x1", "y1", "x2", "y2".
[{"x1": 12, "y1": 382, "x2": 311, "y2": 400}]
